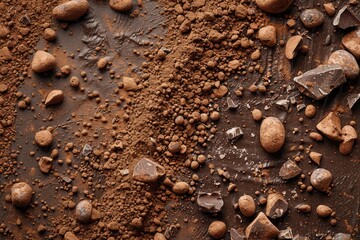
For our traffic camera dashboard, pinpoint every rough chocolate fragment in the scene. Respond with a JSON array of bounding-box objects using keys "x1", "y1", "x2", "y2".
[
  {"x1": 333, "y1": 6, "x2": 360, "y2": 30},
  {"x1": 38, "y1": 156, "x2": 53, "y2": 173},
  {"x1": 347, "y1": 93, "x2": 360, "y2": 109},
  {"x1": 197, "y1": 192, "x2": 224, "y2": 213},
  {"x1": 279, "y1": 160, "x2": 301, "y2": 180},
  {"x1": 285, "y1": 35, "x2": 302, "y2": 60},
  {"x1": 226, "y1": 127, "x2": 243, "y2": 140},
  {"x1": 266, "y1": 193, "x2": 288, "y2": 219},
  {"x1": 245, "y1": 212, "x2": 279, "y2": 240},
  {"x1": 276, "y1": 99, "x2": 290, "y2": 111},
  {"x1": 278, "y1": 228, "x2": 293, "y2": 239},
  {"x1": 316, "y1": 112, "x2": 343, "y2": 141},
  {"x1": 227, "y1": 97, "x2": 238, "y2": 110},
  {"x1": 133, "y1": 158, "x2": 165, "y2": 183},
  {"x1": 230, "y1": 228, "x2": 246, "y2": 240},
  {"x1": 293, "y1": 65, "x2": 346, "y2": 100}
]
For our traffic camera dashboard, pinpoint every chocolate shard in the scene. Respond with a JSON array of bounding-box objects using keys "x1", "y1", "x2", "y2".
[
  {"x1": 333, "y1": 233, "x2": 352, "y2": 240},
  {"x1": 164, "y1": 225, "x2": 177, "y2": 239},
  {"x1": 278, "y1": 228, "x2": 293, "y2": 240},
  {"x1": 333, "y1": 6, "x2": 360, "y2": 30},
  {"x1": 197, "y1": 192, "x2": 224, "y2": 213},
  {"x1": 227, "y1": 97, "x2": 238, "y2": 110},
  {"x1": 230, "y1": 228, "x2": 246, "y2": 240},
  {"x1": 245, "y1": 212, "x2": 279, "y2": 240},
  {"x1": 226, "y1": 127, "x2": 243, "y2": 140},
  {"x1": 276, "y1": 99, "x2": 290, "y2": 111},
  {"x1": 293, "y1": 65, "x2": 346, "y2": 100},
  {"x1": 347, "y1": 93, "x2": 360, "y2": 109},
  {"x1": 266, "y1": 193, "x2": 288, "y2": 219},
  {"x1": 133, "y1": 157, "x2": 166, "y2": 183},
  {"x1": 279, "y1": 160, "x2": 301, "y2": 180}
]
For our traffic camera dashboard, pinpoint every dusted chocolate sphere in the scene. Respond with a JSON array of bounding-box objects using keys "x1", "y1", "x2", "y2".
[
  {"x1": 310, "y1": 168, "x2": 332, "y2": 192},
  {"x1": 11, "y1": 182, "x2": 33, "y2": 207}
]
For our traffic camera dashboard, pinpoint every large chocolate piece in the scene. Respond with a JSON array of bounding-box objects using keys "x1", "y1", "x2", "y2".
[
  {"x1": 197, "y1": 192, "x2": 224, "y2": 213},
  {"x1": 293, "y1": 65, "x2": 346, "y2": 100},
  {"x1": 133, "y1": 157, "x2": 166, "y2": 183},
  {"x1": 333, "y1": 6, "x2": 360, "y2": 30}
]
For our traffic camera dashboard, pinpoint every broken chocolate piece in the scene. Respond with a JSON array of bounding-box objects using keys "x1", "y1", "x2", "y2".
[
  {"x1": 266, "y1": 193, "x2": 288, "y2": 219},
  {"x1": 285, "y1": 35, "x2": 303, "y2": 60},
  {"x1": 333, "y1": 6, "x2": 360, "y2": 30},
  {"x1": 230, "y1": 228, "x2": 246, "y2": 240},
  {"x1": 316, "y1": 112, "x2": 343, "y2": 141},
  {"x1": 132, "y1": 157, "x2": 165, "y2": 183},
  {"x1": 226, "y1": 127, "x2": 243, "y2": 140},
  {"x1": 278, "y1": 228, "x2": 293, "y2": 240},
  {"x1": 227, "y1": 97, "x2": 238, "y2": 110},
  {"x1": 276, "y1": 99, "x2": 290, "y2": 111},
  {"x1": 293, "y1": 65, "x2": 346, "y2": 100},
  {"x1": 309, "y1": 152, "x2": 322, "y2": 165},
  {"x1": 347, "y1": 93, "x2": 360, "y2": 109},
  {"x1": 245, "y1": 212, "x2": 279, "y2": 240},
  {"x1": 197, "y1": 192, "x2": 224, "y2": 213},
  {"x1": 279, "y1": 160, "x2": 301, "y2": 180},
  {"x1": 38, "y1": 157, "x2": 53, "y2": 173}
]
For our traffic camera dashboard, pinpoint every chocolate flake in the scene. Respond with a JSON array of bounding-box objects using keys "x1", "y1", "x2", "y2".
[
  {"x1": 278, "y1": 228, "x2": 293, "y2": 239},
  {"x1": 347, "y1": 93, "x2": 360, "y2": 109},
  {"x1": 197, "y1": 192, "x2": 224, "y2": 213},
  {"x1": 276, "y1": 99, "x2": 290, "y2": 111},
  {"x1": 293, "y1": 65, "x2": 346, "y2": 100},
  {"x1": 333, "y1": 6, "x2": 360, "y2": 30},
  {"x1": 227, "y1": 97, "x2": 238, "y2": 110},
  {"x1": 226, "y1": 127, "x2": 243, "y2": 140}
]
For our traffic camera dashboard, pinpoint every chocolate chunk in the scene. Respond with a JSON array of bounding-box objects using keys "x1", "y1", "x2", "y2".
[
  {"x1": 230, "y1": 228, "x2": 246, "y2": 240},
  {"x1": 278, "y1": 228, "x2": 293, "y2": 239},
  {"x1": 197, "y1": 192, "x2": 224, "y2": 213},
  {"x1": 276, "y1": 99, "x2": 290, "y2": 111},
  {"x1": 347, "y1": 93, "x2": 360, "y2": 109},
  {"x1": 279, "y1": 160, "x2": 301, "y2": 180},
  {"x1": 333, "y1": 6, "x2": 360, "y2": 30},
  {"x1": 293, "y1": 65, "x2": 346, "y2": 100},
  {"x1": 285, "y1": 35, "x2": 302, "y2": 60},
  {"x1": 132, "y1": 157, "x2": 166, "y2": 183},
  {"x1": 245, "y1": 212, "x2": 279, "y2": 240},
  {"x1": 164, "y1": 225, "x2": 178, "y2": 239},
  {"x1": 309, "y1": 152, "x2": 322, "y2": 165},
  {"x1": 226, "y1": 127, "x2": 243, "y2": 140},
  {"x1": 333, "y1": 233, "x2": 352, "y2": 240},
  {"x1": 266, "y1": 193, "x2": 288, "y2": 219},
  {"x1": 342, "y1": 28, "x2": 360, "y2": 59},
  {"x1": 316, "y1": 112, "x2": 343, "y2": 141},
  {"x1": 38, "y1": 156, "x2": 53, "y2": 173},
  {"x1": 227, "y1": 97, "x2": 238, "y2": 110}
]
